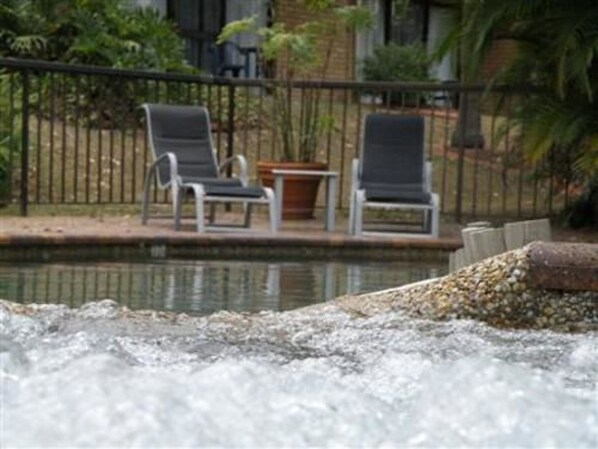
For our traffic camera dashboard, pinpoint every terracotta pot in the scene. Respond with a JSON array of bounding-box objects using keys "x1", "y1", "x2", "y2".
[{"x1": 257, "y1": 161, "x2": 328, "y2": 220}]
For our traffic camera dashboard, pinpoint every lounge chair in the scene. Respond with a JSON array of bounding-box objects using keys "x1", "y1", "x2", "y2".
[
  {"x1": 348, "y1": 114, "x2": 439, "y2": 238},
  {"x1": 141, "y1": 103, "x2": 276, "y2": 233}
]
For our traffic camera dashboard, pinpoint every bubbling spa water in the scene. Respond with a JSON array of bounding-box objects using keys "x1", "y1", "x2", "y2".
[{"x1": 1, "y1": 295, "x2": 596, "y2": 448}]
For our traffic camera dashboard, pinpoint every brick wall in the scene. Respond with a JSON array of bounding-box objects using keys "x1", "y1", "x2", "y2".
[
  {"x1": 481, "y1": 38, "x2": 518, "y2": 80},
  {"x1": 275, "y1": 0, "x2": 356, "y2": 81}
]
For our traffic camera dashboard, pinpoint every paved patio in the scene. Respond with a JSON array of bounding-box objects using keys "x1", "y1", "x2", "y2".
[{"x1": 0, "y1": 211, "x2": 595, "y2": 261}]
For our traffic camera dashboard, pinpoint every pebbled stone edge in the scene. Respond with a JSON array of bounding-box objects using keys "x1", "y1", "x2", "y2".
[{"x1": 335, "y1": 242, "x2": 598, "y2": 331}]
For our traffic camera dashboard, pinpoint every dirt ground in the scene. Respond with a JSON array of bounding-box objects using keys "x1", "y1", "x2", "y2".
[{"x1": 0, "y1": 212, "x2": 596, "y2": 244}]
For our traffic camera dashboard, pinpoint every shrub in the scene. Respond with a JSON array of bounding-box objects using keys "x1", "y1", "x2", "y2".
[
  {"x1": 361, "y1": 43, "x2": 432, "y2": 106},
  {"x1": 0, "y1": 0, "x2": 191, "y2": 72},
  {"x1": 0, "y1": 75, "x2": 19, "y2": 204}
]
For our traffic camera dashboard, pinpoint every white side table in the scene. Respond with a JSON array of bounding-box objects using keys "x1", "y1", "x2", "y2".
[{"x1": 271, "y1": 169, "x2": 338, "y2": 232}]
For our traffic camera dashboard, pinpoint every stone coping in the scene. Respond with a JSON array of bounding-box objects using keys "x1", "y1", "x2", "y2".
[{"x1": 0, "y1": 231, "x2": 461, "y2": 263}]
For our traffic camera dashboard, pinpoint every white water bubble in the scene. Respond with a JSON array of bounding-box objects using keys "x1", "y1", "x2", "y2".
[{"x1": 1, "y1": 299, "x2": 597, "y2": 448}]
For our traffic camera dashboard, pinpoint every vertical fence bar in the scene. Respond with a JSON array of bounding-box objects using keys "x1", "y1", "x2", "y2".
[
  {"x1": 325, "y1": 88, "x2": 334, "y2": 164},
  {"x1": 241, "y1": 85, "x2": 250, "y2": 155},
  {"x1": 439, "y1": 95, "x2": 451, "y2": 214},
  {"x1": 226, "y1": 83, "x2": 235, "y2": 171},
  {"x1": 338, "y1": 88, "x2": 349, "y2": 209},
  {"x1": 20, "y1": 69, "x2": 30, "y2": 216},
  {"x1": 225, "y1": 82, "x2": 235, "y2": 211},
  {"x1": 96, "y1": 80, "x2": 103, "y2": 204},
  {"x1": 256, "y1": 85, "x2": 264, "y2": 161},
  {"x1": 8, "y1": 73, "x2": 15, "y2": 205},
  {"x1": 119, "y1": 77, "x2": 127, "y2": 204},
  {"x1": 73, "y1": 75, "x2": 80, "y2": 203},
  {"x1": 35, "y1": 74, "x2": 42, "y2": 204},
  {"x1": 548, "y1": 146, "x2": 555, "y2": 215},
  {"x1": 85, "y1": 74, "x2": 91, "y2": 204},
  {"x1": 60, "y1": 74, "x2": 67, "y2": 203},
  {"x1": 470, "y1": 119, "x2": 481, "y2": 218},
  {"x1": 49, "y1": 73, "x2": 55, "y2": 203},
  {"x1": 269, "y1": 84, "x2": 277, "y2": 160},
  {"x1": 487, "y1": 112, "x2": 497, "y2": 216},
  {"x1": 216, "y1": 84, "x2": 223, "y2": 159},
  {"x1": 502, "y1": 97, "x2": 511, "y2": 216},
  {"x1": 427, "y1": 98, "x2": 435, "y2": 161},
  {"x1": 454, "y1": 91, "x2": 468, "y2": 223},
  {"x1": 354, "y1": 89, "x2": 363, "y2": 159}
]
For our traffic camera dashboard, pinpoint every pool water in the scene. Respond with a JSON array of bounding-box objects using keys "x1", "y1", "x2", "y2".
[
  {"x1": 0, "y1": 259, "x2": 444, "y2": 315},
  {"x1": 2, "y1": 299, "x2": 596, "y2": 447}
]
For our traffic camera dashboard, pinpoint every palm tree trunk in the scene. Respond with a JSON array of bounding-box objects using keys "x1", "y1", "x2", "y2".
[{"x1": 451, "y1": 91, "x2": 485, "y2": 148}]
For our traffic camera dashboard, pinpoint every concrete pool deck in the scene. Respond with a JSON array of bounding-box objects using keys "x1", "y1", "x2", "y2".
[{"x1": 0, "y1": 213, "x2": 596, "y2": 262}]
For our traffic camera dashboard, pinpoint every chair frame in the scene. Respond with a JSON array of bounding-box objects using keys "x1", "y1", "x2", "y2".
[
  {"x1": 348, "y1": 115, "x2": 440, "y2": 238},
  {"x1": 141, "y1": 104, "x2": 277, "y2": 233}
]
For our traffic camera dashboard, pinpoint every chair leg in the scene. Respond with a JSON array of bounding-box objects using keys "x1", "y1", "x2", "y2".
[
  {"x1": 141, "y1": 169, "x2": 154, "y2": 225},
  {"x1": 173, "y1": 185, "x2": 182, "y2": 231},
  {"x1": 354, "y1": 191, "x2": 365, "y2": 236},
  {"x1": 348, "y1": 191, "x2": 355, "y2": 234},
  {"x1": 265, "y1": 188, "x2": 277, "y2": 233},
  {"x1": 188, "y1": 184, "x2": 206, "y2": 232},
  {"x1": 243, "y1": 203, "x2": 252, "y2": 228},
  {"x1": 431, "y1": 193, "x2": 440, "y2": 239}
]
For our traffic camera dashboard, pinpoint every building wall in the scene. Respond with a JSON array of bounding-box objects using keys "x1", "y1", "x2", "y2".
[
  {"x1": 481, "y1": 38, "x2": 518, "y2": 81},
  {"x1": 275, "y1": 0, "x2": 356, "y2": 81}
]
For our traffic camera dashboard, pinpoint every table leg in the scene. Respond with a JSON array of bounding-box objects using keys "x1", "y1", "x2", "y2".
[
  {"x1": 325, "y1": 176, "x2": 337, "y2": 232},
  {"x1": 274, "y1": 174, "x2": 284, "y2": 230}
]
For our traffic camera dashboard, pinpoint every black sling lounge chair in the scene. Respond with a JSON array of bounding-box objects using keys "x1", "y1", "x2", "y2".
[
  {"x1": 141, "y1": 103, "x2": 276, "y2": 233},
  {"x1": 348, "y1": 114, "x2": 439, "y2": 238}
]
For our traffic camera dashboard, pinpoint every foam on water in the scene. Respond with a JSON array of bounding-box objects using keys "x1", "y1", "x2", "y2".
[{"x1": 1, "y1": 299, "x2": 597, "y2": 448}]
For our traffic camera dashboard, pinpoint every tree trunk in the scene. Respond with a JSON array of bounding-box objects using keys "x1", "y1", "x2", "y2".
[{"x1": 451, "y1": 91, "x2": 485, "y2": 148}]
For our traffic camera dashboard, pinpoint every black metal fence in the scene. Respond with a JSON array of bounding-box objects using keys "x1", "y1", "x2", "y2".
[{"x1": 0, "y1": 57, "x2": 578, "y2": 221}]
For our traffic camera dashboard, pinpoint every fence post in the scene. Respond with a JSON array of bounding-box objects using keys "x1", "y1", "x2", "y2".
[
  {"x1": 454, "y1": 90, "x2": 468, "y2": 223},
  {"x1": 20, "y1": 69, "x2": 30, "y2": 216},
  {"x1": 225, "y1": 82, "x2": 236, "y2": 212},
  {"x1": 226, "y1": 83, "x2": 235, "y2": 171}
]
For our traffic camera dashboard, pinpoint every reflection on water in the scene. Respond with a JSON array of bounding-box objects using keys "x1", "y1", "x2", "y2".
[{"x1": 0, "y1": 259, "x2": 443, "y2": 315}]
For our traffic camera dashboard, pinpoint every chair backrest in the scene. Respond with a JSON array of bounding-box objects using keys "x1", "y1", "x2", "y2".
[
  {"x1": 142, "y1": 103, "x2": 218, "y2": 187},
  {"x1": 360, "y1": 114, "x2": 426, "y2": 191}
]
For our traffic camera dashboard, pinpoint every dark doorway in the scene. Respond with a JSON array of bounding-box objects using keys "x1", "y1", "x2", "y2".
[{"x1": 167, "y1": 0, "x2": 226, "y2": 71}]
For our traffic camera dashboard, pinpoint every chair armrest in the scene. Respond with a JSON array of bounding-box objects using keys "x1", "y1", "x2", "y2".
[
  {"x1": 148, "y1": 152, "x2": 179, "y2": 187},
  {"x1": 219, "y1": 154, "x2": 249, "y2": 186}
]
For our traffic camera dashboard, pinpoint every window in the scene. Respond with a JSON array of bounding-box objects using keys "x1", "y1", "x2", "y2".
[{"x1": 386, "y1": 0, "x2": 426, "y2": 45}]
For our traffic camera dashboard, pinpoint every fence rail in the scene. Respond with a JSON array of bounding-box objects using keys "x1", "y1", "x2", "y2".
[{"x1": 0, "y1": 57, "x2": 577, "y2": 221}]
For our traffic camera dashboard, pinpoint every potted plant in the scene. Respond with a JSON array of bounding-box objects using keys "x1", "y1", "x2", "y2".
[{"x1": 219, "y1": 1, "x2": 372, "y2": 219}]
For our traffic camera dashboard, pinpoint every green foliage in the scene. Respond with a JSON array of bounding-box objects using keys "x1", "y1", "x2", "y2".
[
  {"x1": 0, "y1": 75, "x2": 20, "y2": 203},
  {"x1": 450, "y1": 0, "x2": 598, "y2": 226},
  {"x1": 220, "y1": 0, "x2": 372, "y2": 162},
  {"x1": 361, "y1": 43, "x2": 432, "y2": 106},
  {"x1": 0, "y1": 0, "x2": 195, "y2": 132},
  {"x1": 362, "y1": 43, "x2": 431, "y2": 83},
  {"x1": 0, "y1": 0, "x2": 190, "y2": 72}
]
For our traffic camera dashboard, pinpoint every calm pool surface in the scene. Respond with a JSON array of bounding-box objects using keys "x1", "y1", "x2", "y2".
[{"x1": 0, "y1": 259, "x2": 445, "y2": 315}]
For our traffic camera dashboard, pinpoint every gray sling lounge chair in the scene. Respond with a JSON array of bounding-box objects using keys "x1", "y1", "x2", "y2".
[
  {"x1": 348, "y1": 114, "x2": 439, "y2": 238},
  {"x1": 141, "y1": 103, "x2": 276, "y2": 233}
]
